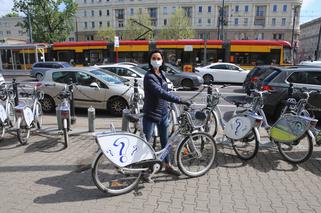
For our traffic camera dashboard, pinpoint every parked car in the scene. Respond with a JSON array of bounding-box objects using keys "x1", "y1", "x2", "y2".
[
  {"x1": 195, "y1": 62, "x2": 249, "y2": 84},
  {"x1": 299, "y1": 60, "x2": 321, "y2": 67},
  {"x1": 0, "y1": 73, "x2": 4, "y2": 85},
  {"x1": 259, "y1": 67, "x2": 321, "y2": 121},
  {"x1": 95, "y1": 64, "x2": 174, "y2": 90},
  {"x1": 139, "y1": 63, "x2": 203, "y2": 89},
  {"x1": 31, "y1": 61, "x2": 73, "y2": 81},
  {"x1": 243, "y1": 66, "x2": 282, "y2": 95},
  {"x1": 39, "y1": 67, "x2": 143, "y2": 116}
]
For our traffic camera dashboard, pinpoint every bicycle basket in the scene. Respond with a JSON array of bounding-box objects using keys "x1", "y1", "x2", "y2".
[{"x1": 270, "y1": 114, "x2": 313, "y2": 143}]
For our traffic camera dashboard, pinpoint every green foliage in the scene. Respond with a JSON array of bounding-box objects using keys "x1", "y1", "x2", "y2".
[
  {"x1": 158, "y1": 8, "x2": 195, "y2": 40},
  {"x1": 122, "y1": 12, "x2": 153, "y2": 40},
  {"x1": 13, "y1": 0, "x2": 77, "y2": 43},
  {"x1": 3, "y1": 12, "x2": 19, "y2": 17},
  {"x1": 97, "y1": 27, "x2": 116, "y2": 42}
]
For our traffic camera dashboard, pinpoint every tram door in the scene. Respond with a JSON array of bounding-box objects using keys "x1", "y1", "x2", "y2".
[{"x1": 90, "y1": 50, "x2": 104, "y2": 65}]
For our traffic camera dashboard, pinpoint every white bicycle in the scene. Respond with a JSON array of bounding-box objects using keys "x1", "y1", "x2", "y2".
[
  {"x1": 0, "y1": 84, "x2": 16, "y2": 139},
  {"x1": 15, "y1": 85, "x2": 44, "y2": 145}
]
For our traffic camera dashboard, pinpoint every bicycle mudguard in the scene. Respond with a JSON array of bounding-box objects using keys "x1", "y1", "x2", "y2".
[
  {"x1": 270, "y1": 114, "x2": 316, "y2": 143},
  {"x1": 23, "y1": 107, "x2": 33, "y2": 127},
  {"x1": 224, "y1": 116, "x2": 254, "y2": 140},
  {"x1": 0, "y1": 104, "x2": 7, "y2": 123},
  {"x1": 96, "y1": 132, "x2": 156, "y2": 167}
]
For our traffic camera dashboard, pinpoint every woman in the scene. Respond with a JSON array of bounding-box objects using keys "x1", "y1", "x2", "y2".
[{"x1": 143, "y1": 49, "x2": 191, "y2": 176}]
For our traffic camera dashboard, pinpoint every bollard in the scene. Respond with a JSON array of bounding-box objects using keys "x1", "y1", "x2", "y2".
[
  {"x1": 56, "y1": 107, "x2": 62, "y2": 130},
  {"x1": 12, "y1": 78, "x2": 19, "y2": 106},
  {"x1": 88, "y1": 106, "x2": 95, "y2": 132},
  {"x1": 69, "y1": 78, "x2": 76, "y2": 124},
  {"x1": 121, "y1": 108, "x2": 130, "y2": 131}
]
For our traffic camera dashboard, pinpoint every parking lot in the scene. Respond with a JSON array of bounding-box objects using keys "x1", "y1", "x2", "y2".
[{"x1": 1, "y1": 78, "x2": 321, "y2": 212}]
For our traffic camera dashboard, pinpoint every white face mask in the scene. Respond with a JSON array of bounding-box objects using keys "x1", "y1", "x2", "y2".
[{"x1": 151, "y1": 60, "x2": 163, "y2": 69}]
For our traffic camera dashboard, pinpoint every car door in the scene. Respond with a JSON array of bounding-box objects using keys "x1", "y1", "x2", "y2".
[
  {"x1": 209, "y1": 64, "x2": 228, "y2": 82},
  {"x1": 73, "y1": 71, "x2": 107, "y2": 109},
  {"x1": 226, "y1": 64, "x2": 246, "y2": 83},
  {"x1": 163, "y1": 65, "x2": 177, "y2": 84}
]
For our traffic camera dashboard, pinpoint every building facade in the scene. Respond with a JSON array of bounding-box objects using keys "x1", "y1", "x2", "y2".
[
  {"x1": 70, "y1": 0, "x2": 301, "y2": 43},
  {"x1": 299, "y1": 17, "x2": 321, "y2": 61},
  {"x1": 0, "y1": 16, "x2": 27, "y2": 43}
]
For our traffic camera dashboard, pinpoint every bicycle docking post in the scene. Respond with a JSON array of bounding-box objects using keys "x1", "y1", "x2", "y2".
[
  {"x1": 69, "y1": 78, "x2": 76, "y2": 124},
  {"x1": 88, "y1": 106, "x2": 96, "y2": 132},
  {"x1": 121, "y1": 109, "x2": 130, "y2": 131},
  {"x1": 12, "y1": 78, "x2": 19, "y2": 106}
]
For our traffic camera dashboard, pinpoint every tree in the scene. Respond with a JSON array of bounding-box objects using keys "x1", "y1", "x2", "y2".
[
  {"x1": 3, "y1": 12, "x2": 19, "y2": 17},
  {"x1": 97, "y1": 27, "x2": 116, "y2": 42},
  {"x1": 13, "y1": 0, "x2": 77, "y2": 43},
  {"x1": 158, "y1": 8, "x2": 195, "y2": 40},
  {"x1": 122, "y1": 12, "x2": 153, "y2": 40}
]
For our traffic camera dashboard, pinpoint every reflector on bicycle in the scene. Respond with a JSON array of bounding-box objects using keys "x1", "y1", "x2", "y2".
[{"x1": 271, "y1": 114, "x2": 314, "y2": 143}]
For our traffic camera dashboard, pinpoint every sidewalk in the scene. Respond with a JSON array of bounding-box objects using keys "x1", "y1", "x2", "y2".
[
  {"x1": 0, "y1": 69, "x2": 31, "y2": 77},
  {"x1": 1, "y1": 114, "x2": 321, "y2": 213}
]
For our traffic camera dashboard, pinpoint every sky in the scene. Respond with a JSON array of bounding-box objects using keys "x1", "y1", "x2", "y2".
[{"x1": 0, "y1": 0, "x2": 321, "y2": 24}]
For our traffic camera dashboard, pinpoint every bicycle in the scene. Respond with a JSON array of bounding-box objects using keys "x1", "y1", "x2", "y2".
[
  {"x1": 56, "y1": 85, "x2": 71, "y2": 148},
  {"x1": 91, "y1": 104, "x2": 217, "y2": 196},
  {"x1": 0, "y1": 84, "x2": 16, "y2": 139},
  {"x1": 200, "y1": 82, "x2": 263, "y2": 160},
  {"x1": 14, "y1": 85, "x2": 44, "y2": 145}
]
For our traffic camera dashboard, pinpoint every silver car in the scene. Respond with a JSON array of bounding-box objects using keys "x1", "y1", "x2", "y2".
[
  {"x1": 39, "y1": 67, "x2": 143, "y2": 116},
  {"x1": 31, "y1": 61, "x2": 73, "y2": 81}
]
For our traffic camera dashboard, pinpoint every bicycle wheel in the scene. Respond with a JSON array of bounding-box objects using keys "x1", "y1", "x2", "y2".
[
  {"x1": 92, "y1": 151, "x2": 142, "y2": 195},
  {"x1": 201, "y1": 108, "x2": 218, "y2": 138},
  {"x1": 8, "y1": 102, "x2": 16, "y2": 127},
  {"x1": 167, "y1": 109, "x2": 176, "y2": 137},
  {"x1": 177, "y1": 132, "x2": 217, "y2": 177},
  {"x1": 0, "y1": 124, "x2": 5, "y2": 139},
  {"x1": 36, "y1": 102, "x2": 43, "y2": 129},
  {"x1": 17, "y1": 118, "x2": 30, "y2": 145},
  {"x1": 277, "y1": 131, "x2": 313, "y2": 164},
  {"x1": 231, "y1": 128, "x2": 259, "y2": 161},
  {"x1": 63, "y1": 119, "x2": 68, "y2": 148}
]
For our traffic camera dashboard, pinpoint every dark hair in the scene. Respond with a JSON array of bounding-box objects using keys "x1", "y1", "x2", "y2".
[{"x1": 148, "y1": 49, "x2": 165, "y2": 71}]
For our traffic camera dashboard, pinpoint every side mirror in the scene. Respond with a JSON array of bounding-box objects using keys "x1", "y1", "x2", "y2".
[
  {"x1": 131, "y1": 73, "x2": 138, "y2": 78},
  {"x1": 90, "y1": 82, "x2": 100, "y2": 89}
]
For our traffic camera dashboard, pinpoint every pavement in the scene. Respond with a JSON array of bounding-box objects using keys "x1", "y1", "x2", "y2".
[{"x1": 1, "y1": 112, "x2": 321, "y2": 213}]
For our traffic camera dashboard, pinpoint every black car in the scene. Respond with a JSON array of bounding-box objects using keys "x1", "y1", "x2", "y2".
[
  {"x1": 139, "y1": 63, "x2": 203, "y2": 89},
  {"x1": 260, "y1": 67, "x2": 321, "y2": 121},
  {"x1": 243, "y1": 66, "x2": 281, "y2": 95}
]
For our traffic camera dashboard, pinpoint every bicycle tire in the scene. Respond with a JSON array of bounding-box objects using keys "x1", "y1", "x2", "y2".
[
  {"x1": 8, "y1": 102, "x2": 16, "y2": 127},
  {"x1": 201, "y1": 108, "x2": 218, "y2": 138},
  {"x1": 92, "y1": 151, "x2": 142, "y2": 195},
  {"x1": 177, "y1": 132, "x2": 217, "y2": 177},
  {"x1": 17, "y1": 118, "x2": 30, "y2": 145},
  {"x1": 231, "y1": 128, "x2": 259, "y2": 161},
  {"x1": 277, "y1": 131, "x2": 313, "y2": 164},
  {"x1": 0, "y1": 124, "x2": 5, "y2": 139}
]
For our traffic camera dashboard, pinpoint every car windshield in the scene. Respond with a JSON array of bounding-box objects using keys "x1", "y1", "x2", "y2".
[
  {"x1": 62, "y1": 62, "x2": 73, "y2": 67},
  {"x1": 90, "y1": 69, "x2": 123, "y2": 84},
  {"x1": 132, "y1": 66, "x2": 147, "y2": 75}
]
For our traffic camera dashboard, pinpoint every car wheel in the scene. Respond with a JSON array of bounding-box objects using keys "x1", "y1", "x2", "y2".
[
  {"x1": 181, "y1": 79, "x2": 194, "y2": 89},
  {"x1": 40, "y1": 95, "x2": 55, "y2": 112},
  {"x1": 203, "y1": 74, "x2": 213, "y2": 84},
  {"x1": 36, "y1": 73, "x2": 44, "y2": 81},
  {"x1": 107, "y1": 97, "x2": 128, "y2": 116}
]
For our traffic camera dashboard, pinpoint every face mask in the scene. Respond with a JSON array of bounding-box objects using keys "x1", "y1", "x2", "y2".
[{"x1": 151, "y1": 60, "x2": 163, "y2": 69}]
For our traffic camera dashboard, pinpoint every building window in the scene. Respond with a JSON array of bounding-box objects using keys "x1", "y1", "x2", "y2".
[
  {"x1": 234, "y1": 18, "x2": 239, "y2": 25},
  {"x1": 84, "y1": 22, "x2": 88, "y2": 29},
  {"x1": 130, "y1": 8, "x2": 134, "y2": 15},
  {"x1": 283, "y1": 5, "x2": 287, "y2": 12},
  {"x1": 199, "y1": 6, "x2": 202, "y2": 13},
  {"x1": 164, "y1": 19, "x2": 167, "y2": 26},
  {"x1": 91, "y1": 35, "x2": 94, "y2": 40},
  {"x1": 273, "y1": 5, "x2": 277, "y2": 12},
  {"x1": 282, "y1": 18, "x2": 286, "y2": 26},
  {"x1": 84, "y1": 10, "x2": 87, "y2": 17},
  {"x1": 118, "y1": 21, "x2": 124, "y2": 28},
  {"x1": 199, "y1": 33, "x2": 204, "y2": 39},
  {"x1": 235, "y1": 5, "x2": 239, "y2": 12},
  {"x1": 69, "y1": 37, "x2": 75, "y2": 41},
  {"x1": 0, "y1": 31, "x2": 2, "y2": 35},
  {"x1": 163, "y1": 7, "x2": 167, "y2": 15},
  {"x1": 272, "y1": 18, "x2": 276, "y2": 26},
  {"x1": 151, "y1": 20, "x2": 157, "y2": 27},
  {"x1": 148, "y1": 8, "x2": 157, "y2": 18},
  {"x1": 99, "y1": 21, "x2": 102, "y2": 27},
  {"x1": 99, "y1": 10, "x2": 102, "y2": 16},
  {"x1": 6, "y1": 30, "x2": 11, "y2": 35},
  {"x1": 18, "y1": 30, "x2": 24, "y2": 36},
  {"x1": 256, "y1": 6, "x2": 265, "y2": 16},
  {"x1": 139, "y1": 8, "x2": 142, "y2": 14},
  {"x1": 84, "y1": 0, "x2": 86, "y2": 3},
  {"x1": 198, "y1": 18, "x2": 202, "y2": 24},
  {"x1": 92, "y1": 21, "x2": 95, "y2": 28},
  {"x1": 207, "y1": 18, "x2": 211, "y2": 24},
  {"x1": 244, "y1": 18, "x2": 248, "y2": 26},
  {"x1": 107, "y1": 10, "x2": 109, "y2": 16},
  {"x1": 245, "y1": 5, "x2": 249, "y2": 12},
  {"x1": 273, "y1": 33, "x2": 283, "y2": 40},
  {"x1": 172, "y1": 6, "x2": 176, "y2": 14},
  {"x1": 91, "y1": 10, "x2": 94, "y2": 16},
  {"x1": 107, "y1": 21, "x2": 110, "y2": 27},
  {"x1": 208, "y1": 6, "x2": 211, "y2": 13}
]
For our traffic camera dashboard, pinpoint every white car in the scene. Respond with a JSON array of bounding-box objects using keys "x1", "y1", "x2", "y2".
[
  {"x1": 95, "y1": 64, "x2": 174, "y2": 90},
  {"x1": 195, "y1": 62, "x2": 249, "y2": 84},
  {"x1": 299, "y1": 60, "x2": 321, "y2": 67},
  {"x1": 39, "y1": 67, "x2": 143, "y2": 116}
]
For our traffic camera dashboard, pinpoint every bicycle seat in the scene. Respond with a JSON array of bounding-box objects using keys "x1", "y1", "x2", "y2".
[{"x1": 224, "y1": 95, "x2": 253, "y2": 107}]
